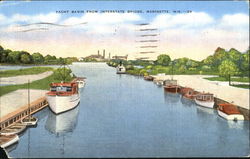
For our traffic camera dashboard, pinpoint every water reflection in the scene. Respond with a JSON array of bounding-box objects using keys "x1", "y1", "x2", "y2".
[
  {"x1": 180, "y1": 97, "x2": 194, "y2": 107},
  {"x1": 226, "y1": 120, "x2": 244, "y2": 129},
  {"x1": 164, "y1": 91, "x2": 180, "y2": 104},
  {"x1": 196, "y1": 106, "x2": 215, "y2": 116},
  {"x1": 45, "y1": 106, "x2": 79, "y2": 136},
  {"x1": 5, "y1": 142, "x2": 18, "y2": 153}
]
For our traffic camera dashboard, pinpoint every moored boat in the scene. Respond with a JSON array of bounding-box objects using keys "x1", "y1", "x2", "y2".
[
  {"x1": 194, "y1": 92, "x2": 214, "y2": 108},
  {"x1": 22, "y1": 116, "x2": 38, "y2": 126},
  {"x1": 72, "y1": 77, "x2": 86, "y2": 88},
  {"x1": 116, "y1": 61, "x2": 126, "y2": 74},
  {"x1": 153, "y1": 79, "x2": 164, "y2": 86},
  {"x1": 46, "y1": 82, "x2": 80, "y2": 114},
  {"x1": 0, "y1": 134, "x2": 19, "y2": 148},
  {"x1": 0, "y1": 122, "x2": 27, "y2": 136},
  {"x1": 144, "y1": 75, "x2": 154, "y2": 81},
  {"x1": 163, "y1": 79, "x2": 180, "y2": 93},
  {"x1": 180, "y1": 87, "x2": 198, "y2": 100},
  {"x1": 217, "y1": 103, "x2": 244, "y2": 121}
]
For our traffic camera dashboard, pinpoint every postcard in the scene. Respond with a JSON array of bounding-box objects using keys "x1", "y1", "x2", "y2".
[{"x1": 0, "y1": 0, "x2": 249, "y2": 158}]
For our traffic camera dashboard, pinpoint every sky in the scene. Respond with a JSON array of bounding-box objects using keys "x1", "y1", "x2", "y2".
[{"x1": 0, "y1": 0, "x2": 249, "y2": 61}]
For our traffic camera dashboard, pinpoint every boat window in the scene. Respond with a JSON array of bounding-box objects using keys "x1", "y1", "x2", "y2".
[
  {"x1": 50, "y1": 87, "x2": 57, "y2": 91},
  {"x1": 56, "y1": 86, "x2": 67, "y2": 92},
  {"x1": 66, "y1": 87, "x2": 72, "y2": 92}
]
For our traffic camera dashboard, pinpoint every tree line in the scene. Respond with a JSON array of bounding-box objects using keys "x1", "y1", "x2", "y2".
[
  {"x1": 108, "y1": 47, "x2": 249, "y2": 78},
  {"x1": 0, "y1": 45, "x2": 78, "y2": 65}
]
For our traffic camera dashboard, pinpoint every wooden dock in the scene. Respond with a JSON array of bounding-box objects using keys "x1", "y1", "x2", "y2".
[{"x1": 0, "y1": 96, "x2": 48, "y2": 130}]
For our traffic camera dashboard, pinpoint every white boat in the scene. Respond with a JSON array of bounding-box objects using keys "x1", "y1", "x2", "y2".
[
  {"x1": 217, "y1": 103, "x2": 244, "y2": 121},
  {"x1": 116, "y1": 61, "x2": 126, "y2": 74},
  {"x1": 22, "y1": 116, "x2": 38, "y2": 126},
  {"x1": 194, "y1": 92, "x2": 214, "y2": 108},
  {"x1": 73, "y1": 77, "x2": 86, "y2": 88},
  {"x1": 0, "y1": 134, "x2": 19, "y2": 148},
  {"x1": 46, "y1": 82, "x2": 80, "y2": 114},
  {"x1": 153, "y1": 79, "x2": 164, "y2": 86}
]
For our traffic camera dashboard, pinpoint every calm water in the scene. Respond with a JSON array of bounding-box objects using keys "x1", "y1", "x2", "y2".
[{"x1": 7, "y1": 63, "x2": 250, "y2": 158}]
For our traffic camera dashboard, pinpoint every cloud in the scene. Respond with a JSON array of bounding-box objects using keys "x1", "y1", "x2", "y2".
[
  {"x1": 218, "y1": 13, "x2": 249, "y2": 30},
  {"x1": 151, "y1": 12, "x2": 214, "y2": 29},
  {"x1": 63, "y1": 13, "x2": 141, "y2": 25},
  {"x1": 11, "y1": 12, "x2": 61, "y2": 23}
]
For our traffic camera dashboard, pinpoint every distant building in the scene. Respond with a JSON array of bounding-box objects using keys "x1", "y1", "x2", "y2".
[
  {"x1": 112, "y1": 55, "x2": 128, "y2": 61},
  {"x1": 84, "y1": 50, "x2": 108, "y2": 62}
]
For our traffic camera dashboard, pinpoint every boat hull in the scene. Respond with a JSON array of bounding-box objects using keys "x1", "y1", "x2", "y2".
[
  {"x1": 164, "y1": 86, "x2": 180, "y2": 93},
  {"x1": 0, "y1": 135, "x2": 19, "y2": 148},
  {"x1": 194, "y1": 99, "x2": 214, "y2": 108},
  {"x1": 46, "y1": 93, "x2": 80, "y2": 114},
  {"x1": 217, "y1": 110, "x2": 244, "y2": 120},
  {"x1": 22, "y1": 117, "x2": 38, "y2": 126}
]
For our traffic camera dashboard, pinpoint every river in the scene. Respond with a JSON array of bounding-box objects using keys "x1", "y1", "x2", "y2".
[{"x1": 7, "y1": 63, "x2": 250, "y2": 157}]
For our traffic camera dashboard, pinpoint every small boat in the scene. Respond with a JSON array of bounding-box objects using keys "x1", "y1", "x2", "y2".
[
  {"x1": 194, "y1": 92, "x2": 214, "y2": 108},
  {"x1": 73, "y1": 77, "x2": 86, "y2": 88},
  {"x1": 46, "y1": 82, "x2": 80, "y2": 114},
  {"x1": 217, "y1": 103, "x2": 244, "y2": 121},
  {"x1": 22, "y1": 80, "x2": 38, "y2": 126},
  {"x1": 144, "y1": 75, "x2": 154, "y2": 81},
  {"x1": 180, "y1": 87, "x2": 198, "y2": 100},
  {"x1": 163, "y1": 79, "x2": 180, "y2": 93},
  {"x1": 22, "y1": 116, "x2": 38, "y2": 126},
  {"x1": 0, "y1": 134, "x2": 19, "y2": 148},
  {"x1": 116, "y1": 61, "x2": 126, "y2": 74},
  {"x1": 0, "y1": 122, "x2": 27, "y2": 136},
  {"x1": 153, "y1": 79, "x2": 164, "y2": 86}
]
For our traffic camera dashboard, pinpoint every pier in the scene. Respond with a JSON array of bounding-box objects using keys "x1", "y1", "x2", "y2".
[
  {"x1": 0, "y1": 89, "x2": 48, "y2": 130},
  {"x1": 0, "y1": 96, "x2": 48, "y2": 130}
]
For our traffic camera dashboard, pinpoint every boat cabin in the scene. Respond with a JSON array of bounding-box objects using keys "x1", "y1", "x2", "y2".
[
  {"x1": 196, "y1": 93, "x2": 214, "y2": 101},
  {"x1": 163, "y1": 79, "x2": 177, "y2": 86},
  {"x1": 218, "y1": 103, "x2": 241, "y2": 115},
  {"x1": 47, "y1": 82, "x2": 78, "y2": 96}
]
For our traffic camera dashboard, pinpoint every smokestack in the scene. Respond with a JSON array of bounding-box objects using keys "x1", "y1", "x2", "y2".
[
  {"x1": 103, "y1": 49, "x2": 105, "y2": 59},
  {"x1": 98, "y1": 50, "x2": 100, "y2": 56},
  {"x1": 109, "y1": 53, "x2": 111, "y2": 59}
]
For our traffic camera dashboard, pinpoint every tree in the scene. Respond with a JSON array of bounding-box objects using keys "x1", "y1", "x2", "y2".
[
  {"x1": 32, "y1": 52, "x2": 44, "y2": 64},
  {"x1": 213, "y1": 47, "x2": 227, "y2": 67},
  {"x1": 155, "y1": 54, "x2": 171, "y2": 66},
  {"x1": 0, "y1": 45, "x2": 3, "y2": 52},
  {"x1": 20, "y1": 53, "x2": 32, "y2": 64},
  {"x1": 219, "y1": 59, "x2": 239, "y2": 79},
  {"x1": 7, "y1": 51, "x2": 21, "y2": 63},
  {"x1": 44, "y1": 55, "x2": 57, "y2": 64},
  {"x1": 0, "y1": 49, "x2": 10, "y2": 63}
]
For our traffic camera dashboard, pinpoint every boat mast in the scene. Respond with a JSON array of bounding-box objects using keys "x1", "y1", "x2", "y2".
[
  {"x1": 171, "y1": 62, "x2": 174, "y2": 80},
  {"x1": 28, "y1": 79, "x2": 30, "y2": 119}
]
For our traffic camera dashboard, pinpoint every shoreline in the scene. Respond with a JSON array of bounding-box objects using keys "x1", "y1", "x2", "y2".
[
  {"x1": 152, "y1": 75, "x2": 249, "y2": 110},
  {"x1": 0, "y1": 71, "x2": 53, "y2": 85}
]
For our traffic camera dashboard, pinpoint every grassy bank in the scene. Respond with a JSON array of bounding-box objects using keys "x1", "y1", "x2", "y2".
[
  {"x1": 204, "y1": 76, "x2": 249, "y2": 83},
  {"x1": 0, "y1": 69, "x2": 74, "y2": 96},
  {"x1": 204, "y1": 76, "x2": 249, "y2": 89},
  {"x1": 0, "y1": 67, "x2": 54, "y2": 77}
]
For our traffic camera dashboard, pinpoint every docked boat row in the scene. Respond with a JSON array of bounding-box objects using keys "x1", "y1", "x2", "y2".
[{"x1": 143, "y1": 74, "x2": 245, "y2": 121}]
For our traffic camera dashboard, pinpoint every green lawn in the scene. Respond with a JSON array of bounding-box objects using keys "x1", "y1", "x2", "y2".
[
  {"x1": 0, "y1": 67, "x2": 54, "y2": 77},
  {"x1": 0, "y1": 71, "x2": 74, "y2": 97},
  {"x1": 204, "y1": 76, "x2": 249, "y2": 83}
]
